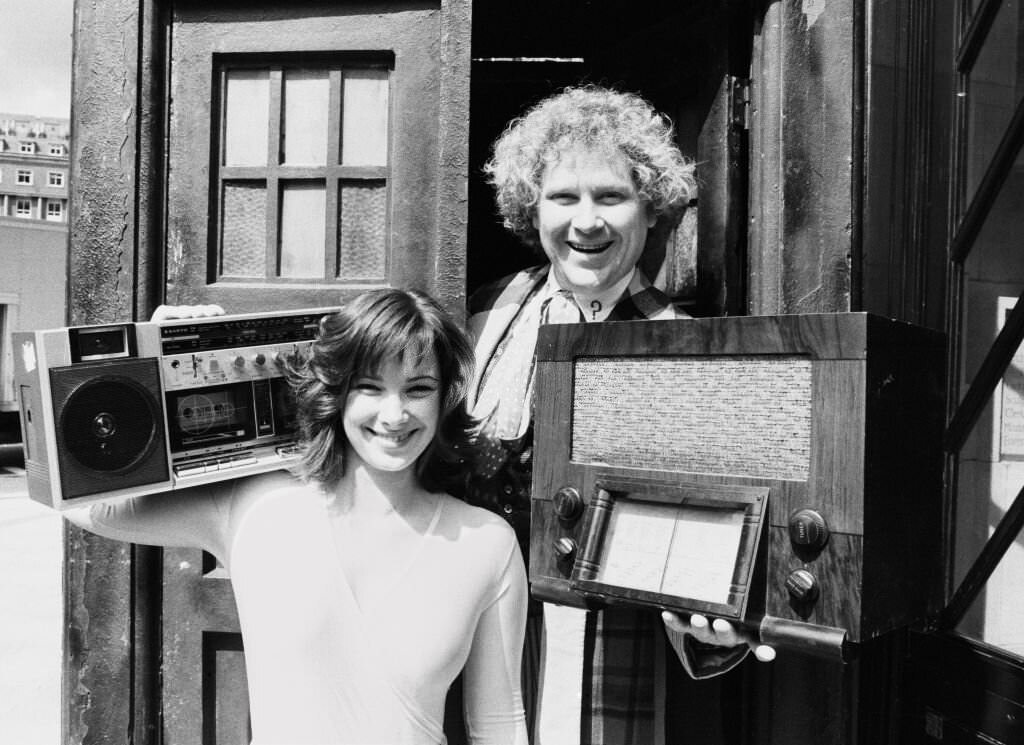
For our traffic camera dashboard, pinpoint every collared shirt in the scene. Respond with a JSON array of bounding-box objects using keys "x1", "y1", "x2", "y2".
[{"x1": 465, "y1": 265, "x2": 687, "y2": 745}]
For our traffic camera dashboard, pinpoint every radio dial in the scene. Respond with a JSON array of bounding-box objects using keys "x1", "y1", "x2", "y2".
[
  {"x1": 785, "y1": 569, "x2": 819, "y2": 603},
  {"x1": 253, "y1": 353, "x2": 266, "y2": 366},
  {"x1": 233, "y1": 355, "x2": 246, "y2": 368},
  {"x1": 553, "y1": 537, "x2": 577, "y2": 562},
  {"x1": 553, "y1": 486, "x2": 584, "y2": 522},
  {"x1": 788, "y1": 508, "x2": 829, "y2": 551}
]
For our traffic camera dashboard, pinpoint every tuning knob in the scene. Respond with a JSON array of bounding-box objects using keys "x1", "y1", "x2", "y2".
[
  {"x1": 553, "y1": 537, "x2": 578, "y2": 562},
  {"x1": 553, "y1": 486, "x2": 584, "y2": 522},
  {"x1": 788, "y1": 508, "x2": 829, "y2": 551},
  {"x1": 785, "y1": 568, "x2": 819, "y2": 603}
]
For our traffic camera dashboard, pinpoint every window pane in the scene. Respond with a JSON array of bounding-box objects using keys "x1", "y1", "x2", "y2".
[
  {"x1": 279, "y1": 181, "x2": 325, "y2": 278},
  {"x1": 224, "y1": 70, "x2": 269, "y2": 167},
  {"x1": 953, "y1": 144, "x2": 1024, "y2": 656},
  {"x1": 963, "y1": 0, "x2": 1024, "y2": 206},
  {"x1": 283, "y1": 69, "x2": 329, "y2": 165},
  {"x1": 338, "y1": 181, "x2": 387, "y2": 279},
  {"x1": 341, "y1": 69, "x2": 389, "y2": 166},
  {"x1": 221, "y1": 182, "x2": 267, "y2": 277}
]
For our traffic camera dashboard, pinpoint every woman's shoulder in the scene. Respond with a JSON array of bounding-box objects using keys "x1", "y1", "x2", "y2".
[{"x1": 437, "y1": 494, "x2": 518, "y2": 551}]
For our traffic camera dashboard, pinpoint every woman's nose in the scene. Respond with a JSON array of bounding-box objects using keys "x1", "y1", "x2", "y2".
[{"x1": 379, "y1": 393, "x2": 408, "y2": 424}]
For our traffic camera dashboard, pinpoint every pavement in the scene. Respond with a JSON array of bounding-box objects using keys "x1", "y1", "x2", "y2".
[{"x1": 0, "y1": 443, "x2": 62, "y2": 744}]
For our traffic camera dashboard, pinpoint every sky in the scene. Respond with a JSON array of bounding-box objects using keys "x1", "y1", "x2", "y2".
[{"x1": 0, "y1": 0, "x2": 74, "y2": 118}]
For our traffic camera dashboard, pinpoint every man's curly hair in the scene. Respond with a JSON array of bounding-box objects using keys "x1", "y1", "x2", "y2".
[{"x1": 484, "y1": 85, "x2": 697, "y2": 247}]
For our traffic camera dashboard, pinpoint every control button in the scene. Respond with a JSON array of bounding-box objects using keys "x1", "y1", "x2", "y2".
[
  {"x1": 788, "y1": 508, "x2": 830, "y2": 551},
  {"x1": 253, "y1": 353, "x2": 266, "y2": 366},
  {"x1": 553, "y1": 537, "x2": 577, "y2": 562},
  {"x1": 785, "y1": 569, "x2": 819, "y2": 603},
  {"x1": 553, "y1": 486, "x2": 583, "y2": 522},
  {"x1": 233, "y1": 355, "x2": 246, "y2": 367}
]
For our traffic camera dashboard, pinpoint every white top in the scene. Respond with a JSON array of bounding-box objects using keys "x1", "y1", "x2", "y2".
[{"x1": 74, "y1": 471, "x2": 528, "y2": 745}]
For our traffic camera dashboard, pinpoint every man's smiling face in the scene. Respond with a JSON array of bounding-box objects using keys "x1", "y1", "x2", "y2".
[{"x1": 532, "y1": 147, "x2": 655, "y2": 295}]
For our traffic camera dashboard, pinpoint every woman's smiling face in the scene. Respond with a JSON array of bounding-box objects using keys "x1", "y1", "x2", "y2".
[
  {"x1": 532, "y1": 148, "x2": 655, "y2": 295},
  {"x1": 342, "y1": 352, "x2": 440, "y2": 476}
]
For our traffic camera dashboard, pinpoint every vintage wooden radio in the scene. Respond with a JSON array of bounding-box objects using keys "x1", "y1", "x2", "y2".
[{"x1": 530, "y1": 313, "x2": 945, "y2": 660}]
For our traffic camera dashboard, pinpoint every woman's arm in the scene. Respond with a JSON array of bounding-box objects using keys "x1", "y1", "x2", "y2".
[
  {"x1": 462, "y1": 534, "x2": 529, "y2": 745},
  {"x1": 63, "y1": 481, "x2": 231, "y2": 559}
]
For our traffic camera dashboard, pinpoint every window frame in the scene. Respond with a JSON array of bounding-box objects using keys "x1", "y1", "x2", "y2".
[
  {"x1": 209, "y1": 53, "x2": 394, "y2": 286},
  {"x1": 15, "y1": 198, "x2": 32, "y2": 218},
  {"x1": 16, "y1": 170, "x2": 32, "y2": 185},
  {"x1": 47, "y1": 171, "x2": 65, "y2": 187}
]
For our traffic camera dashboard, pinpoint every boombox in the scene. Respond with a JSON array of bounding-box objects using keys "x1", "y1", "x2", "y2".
[
  {"x1": 13, "y1": 307, "x2": 338, "y2": 508},
  {"x1": 530, "y1": 313, "x2": 945, "y2": 660}
]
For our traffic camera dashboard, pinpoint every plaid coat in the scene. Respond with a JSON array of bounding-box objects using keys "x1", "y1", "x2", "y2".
[{"x1": 465, "y1": 265, "x2": 746, "y2": 745}]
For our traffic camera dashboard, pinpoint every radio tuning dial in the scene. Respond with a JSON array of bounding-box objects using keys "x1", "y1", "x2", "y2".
[
  {"x1": 553, "y1": 486, "x2": 583, "y2": 522},
  {"x1": 253, "y1": 353, "x2": 266, "y2": 366},
  {"x1": 788, "y1": 508, "x2": 829, "y2": 551},
  {"x1": 553, "y1": 537, "x2": 577, "y2": 562},
  {"x1": 233, "y1": 355, "x2": 246, "y2": 368},
  {"x1": 785, "y1": 569, "x2": 819, "y2": 603}
]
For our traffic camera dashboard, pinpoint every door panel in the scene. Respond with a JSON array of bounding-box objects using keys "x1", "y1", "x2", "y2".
[
  {"x1": 165, "y1": 1, "x2": 444, "y2": 313},
  {"x1": 158, "y1": 2, "x2": 467, "y2": 741}
]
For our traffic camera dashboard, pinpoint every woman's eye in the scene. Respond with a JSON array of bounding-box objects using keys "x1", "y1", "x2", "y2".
[
  {"x1": 407, "y1": 384, "x2": 438, "y2": 397},
  {"x1": 547, "y1": 192, "x2": 577, "y2": 205},
  {"x1": 353, "y1": 381, "x2": 381, "y2": 393},
  {"x1": 597, "y1": 192, "x2": 627, "y2": 204}
]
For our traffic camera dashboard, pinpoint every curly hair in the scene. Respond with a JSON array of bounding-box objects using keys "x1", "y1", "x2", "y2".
[
  {"x1": 283, "y1": 289, "x2": 477, "y2": 493},
  {"x1": 484, "y1": 84, "x2": 697, "y2": 247}
]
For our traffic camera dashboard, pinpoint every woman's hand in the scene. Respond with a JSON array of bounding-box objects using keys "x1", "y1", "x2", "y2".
[
  {"x1": 150, "y1": 304, "x2": 226, "y2": 322},
  {"x1": 662, "y1": 610, "x2": 776, "y2": 666}
]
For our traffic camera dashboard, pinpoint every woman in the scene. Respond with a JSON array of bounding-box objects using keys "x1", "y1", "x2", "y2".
[
  {"x1": 68, "y1": 289, "x2": 528, "y2": 745},
  {"x1": 466, "y1": 85, "x2": 772, "y2": 745}
]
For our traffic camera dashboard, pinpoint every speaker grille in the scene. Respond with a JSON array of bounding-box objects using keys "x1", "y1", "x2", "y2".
[
  {"x1": 60, "y1": 377, "x2": 158, "y2": 471},
  {"x1": 50, "y1": 358, "x2": 169, "y2": 499},
  {"x1": 572, "y1": 356, "x2": 812, "y2": 480}
]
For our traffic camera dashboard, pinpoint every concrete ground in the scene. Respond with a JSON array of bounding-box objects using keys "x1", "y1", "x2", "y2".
[{"x1": 0, "y1": 444, "x2": 61, "y2": 744}]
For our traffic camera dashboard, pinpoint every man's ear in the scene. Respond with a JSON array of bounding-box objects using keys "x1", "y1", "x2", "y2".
[{"x1": 646, "y1": 202, "x2": 657, "y2": 229}]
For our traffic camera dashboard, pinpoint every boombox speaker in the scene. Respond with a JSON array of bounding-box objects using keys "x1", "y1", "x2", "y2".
[
  {"x1": 530, "y1": 312, "x2": 946, "y2": 661},
  {"x1": 48, "y1": 358, "x2": 169, "y2": 499}
]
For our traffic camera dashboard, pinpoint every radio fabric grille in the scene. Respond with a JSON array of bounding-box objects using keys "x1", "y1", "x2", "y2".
[{"x1": 572, "y1": 356, "x2": 812, "y2": 480}]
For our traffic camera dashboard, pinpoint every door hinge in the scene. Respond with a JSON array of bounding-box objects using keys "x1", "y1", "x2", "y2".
[{"x1": 732, "y1": 77, "x2": 751, "y2": 131}]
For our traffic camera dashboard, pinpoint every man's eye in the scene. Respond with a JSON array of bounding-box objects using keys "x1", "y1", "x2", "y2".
[
  {"x1": 548, "y1": 193, "x2": 577, "y2": 205},
  {"x1": 597, "y1": 192, "x2": 627, "y2": 204},
  {"x1": 353, "y1": 382, "x2": 381, "y2": 392},
  {"x1": 408, "y1": 385, "x2": 438, "y2": 396}
]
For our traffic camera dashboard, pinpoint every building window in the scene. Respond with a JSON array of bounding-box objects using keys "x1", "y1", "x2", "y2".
[
  {"x1": 48, "y1": 144, "x2": 64, "y2": 156},
  {"x1": 213, "y1": 61, "x2": 390, "y2": 282},
  {"x1": 15, "y1": 199, "x2": 31, "y2": 218},
  {"x1": 19, "y1": 142, "x2": 34, "y2": 154},
  {"x1": 16, "y1": 170, "x2": 32, "y2": 185},
  {"x1": 46, "y1": 202, "x2": 63, "y2": 221},
  {"x1": 47, "y1": 172, "x2": 64, "y2": 187}
]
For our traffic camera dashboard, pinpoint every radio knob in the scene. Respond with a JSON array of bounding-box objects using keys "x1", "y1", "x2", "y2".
[
  {"x1": 553, "y1": 537, "x2": 578, "y2": 562},
  {"x1": 553, "y1": 486, "x2": 583, "y2": 522},
  {"x1": 253, "y1": 353, "x2": 266, "y2": 366},
  {"x1": 233, "y1": 355, "x2": 246, "y2": 368},
  {"x1": 785, "y1": 569, "x2": 819, "y2": 603},
  {"x1": 788, "y1": 508, "x2": 829, "y2": 551}
]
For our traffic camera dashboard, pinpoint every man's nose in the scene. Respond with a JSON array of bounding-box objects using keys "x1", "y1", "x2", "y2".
[{"x1": 570, "y1": 199, "x2": 604, "y2": 232}]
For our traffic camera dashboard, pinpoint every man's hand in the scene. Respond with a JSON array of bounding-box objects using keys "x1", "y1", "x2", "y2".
[
  {"x1": 663, "y1": 609, "x2": 774, "y2": 671},
  {"x1": 150, "y1": 304, "x2": 226, "y2": 322}
]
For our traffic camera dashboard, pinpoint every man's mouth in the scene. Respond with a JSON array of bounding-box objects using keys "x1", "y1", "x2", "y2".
[{"x1": 567, "y1": 241, "x2": 613, "y2": 255}]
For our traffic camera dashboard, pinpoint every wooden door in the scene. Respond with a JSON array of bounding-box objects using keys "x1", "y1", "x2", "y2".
[{"x1": 155, "y1": 1, "x2": 471, "y2": 741}]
